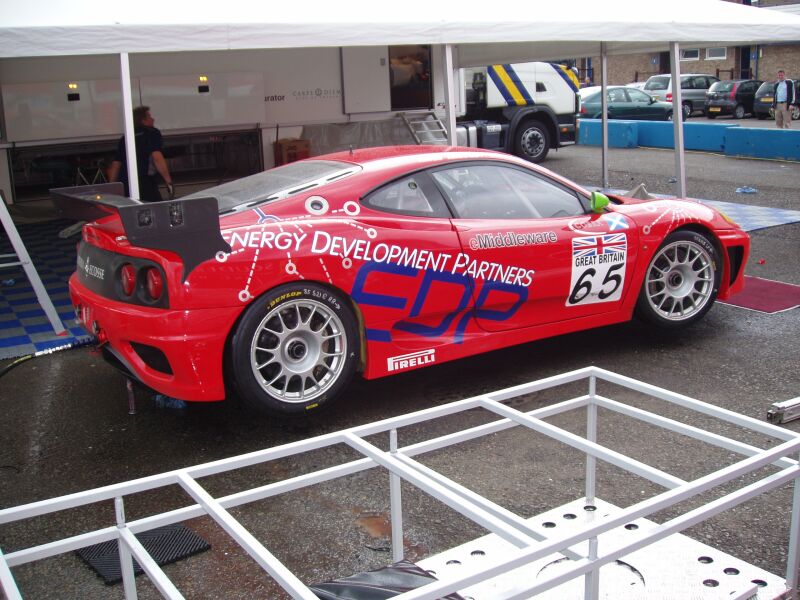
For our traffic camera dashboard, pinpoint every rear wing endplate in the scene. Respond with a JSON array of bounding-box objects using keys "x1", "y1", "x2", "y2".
[{"x1": 50, "y1": 183, "x2": 231, "y2": 281}]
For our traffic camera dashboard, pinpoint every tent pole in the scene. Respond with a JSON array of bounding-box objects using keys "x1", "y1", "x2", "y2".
[
  {"x1": 442, "y1": 44, "x2": 457, "y2": 146},
  {"x1": 670, "y1": 42, "x2": 687, "y2": 198},
  {"x1": 119, "y1": 53, "x2": 140, "y2": 201},
  {"x1": 600, "y1": 43, "x2": 609, "y2": 189}
]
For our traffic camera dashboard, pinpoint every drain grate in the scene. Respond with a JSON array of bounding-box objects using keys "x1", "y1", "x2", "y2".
[{"x1": 76, "y1": 524, "x2": 210, "y2": 585}]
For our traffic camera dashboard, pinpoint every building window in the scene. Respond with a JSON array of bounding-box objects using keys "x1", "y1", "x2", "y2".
[
  {"x1": 680, "y1": 49, "x2": 700, "y2": 61},
  {"x1": 706, "y1": 47, "x2": 727, "y2": 60}
]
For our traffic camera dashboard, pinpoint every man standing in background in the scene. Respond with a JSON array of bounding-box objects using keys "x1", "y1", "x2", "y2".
[
  {"x1": 108, "y1": 106, "x2": 174, "y2": 202},
  {"x1": 772, "y1": 69, "x2": 796, "y2": 129}
]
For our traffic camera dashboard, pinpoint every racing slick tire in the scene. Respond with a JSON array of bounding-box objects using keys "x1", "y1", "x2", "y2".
[
  {"x1": 635, "y1": 230, "x2": 721, "y2": 329},
  {"x1": 230, "y1": 282, "x2": 359, "y2": 416},
  {"x1": 514, "y1": 119, "x2": 550, "y2": 163}
]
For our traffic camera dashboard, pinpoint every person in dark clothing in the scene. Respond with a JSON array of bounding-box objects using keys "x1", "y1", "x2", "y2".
[
  {"x1": 772, "y1": 69, "x2": 797, "y2": 129},
  {"x1": 108, "y1": 106, "x2": 174, "y2": 201}
]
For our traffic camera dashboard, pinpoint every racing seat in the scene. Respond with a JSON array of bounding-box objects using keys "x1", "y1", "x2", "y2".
[{"x1": 310, "y1": 559, "x2": 465, "y2": 599}]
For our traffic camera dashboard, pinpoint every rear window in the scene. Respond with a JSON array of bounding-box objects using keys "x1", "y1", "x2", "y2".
[
  {"x1": 644, "y1": 76, "x2": 669, "y2": 91},
  {"x1": 756, "y1": 82, "x2": 775, "y2": 97},
  {"x1": 710, "y1": 81, "x2": 734, "y2": 93},
  {"x1": 184, "y1": 160, "x2": 359, "y2": 213}
]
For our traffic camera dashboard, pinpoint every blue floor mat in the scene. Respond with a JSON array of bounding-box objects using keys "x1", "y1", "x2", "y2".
[
  {"x1": 598, "y1": 187, "x2": 800, "y2": 232},
  {"x1": 0, "y1": 219, "x2": 93, "y2": 360}
]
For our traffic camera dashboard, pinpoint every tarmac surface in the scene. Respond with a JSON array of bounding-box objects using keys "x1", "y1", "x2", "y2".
[{"x1": 1, "y1": 141, "x2": 800, "y2": 599}]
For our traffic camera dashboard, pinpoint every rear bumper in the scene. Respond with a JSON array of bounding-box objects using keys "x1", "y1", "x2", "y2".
[
  {"x1": 704, "y1": 100, "x2": 736, "y2": 115},
  {"x1": 70, "y1": 275, "x2": 242, "y2": 401}
]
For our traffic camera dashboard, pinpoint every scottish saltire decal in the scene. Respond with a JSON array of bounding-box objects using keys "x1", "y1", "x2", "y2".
[
  {"x1": 567, "y1": 234, "x2": 628, "y2": 306},
  {"x1": 488, "y1": 65, "x2": 534, "y2": 106}
]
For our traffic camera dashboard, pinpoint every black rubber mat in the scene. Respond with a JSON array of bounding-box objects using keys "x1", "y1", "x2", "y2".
[{"x1": 76, "y1": 524, "x2": 210, "y2": 585}]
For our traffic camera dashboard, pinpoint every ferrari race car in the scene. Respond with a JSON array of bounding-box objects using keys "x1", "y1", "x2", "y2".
[{"x1": 60, "y1": 146, "x2": 749, "y2": 416}]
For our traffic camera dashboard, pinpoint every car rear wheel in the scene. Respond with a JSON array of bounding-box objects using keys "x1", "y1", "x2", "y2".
[
  {"x1": 793, "y1": 105, "x2": 800, "y2": 120},
  {"x1": 706, "y1": 112, "x2": 716, "y2": 119},
  {"x1": 733, "y1": 104, "x2": 746, "y2": 119},
  {"x1": 666, "y1": 112, "x2": 673, "y2": 121},
  {"x1": 514, "y1": 119, "x2": 550, "y2": 163},
  {"x1": 230, "y1": 283, "x2": 359, "y2": 416},
  {"x1": 636, "y1": 231, "x2": 720, "y2": 329},
  {"x1": 682, "y1": 102, "x2": 692, "y2": 120}
]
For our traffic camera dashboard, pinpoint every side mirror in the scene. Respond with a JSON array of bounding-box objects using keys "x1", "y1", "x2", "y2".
[{"x1": 590, "y1": 191, "x2": 610, "y2": 214}]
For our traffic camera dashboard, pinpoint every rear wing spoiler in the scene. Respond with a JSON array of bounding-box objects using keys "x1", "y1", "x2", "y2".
[{"x1": 50, "y1": 183, "x2": 231, "y2": 281}]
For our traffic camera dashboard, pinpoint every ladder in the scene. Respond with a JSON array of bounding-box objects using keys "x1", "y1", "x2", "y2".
[{"x1": 400, "y1": 111, "x2": 449, "y2": 145}]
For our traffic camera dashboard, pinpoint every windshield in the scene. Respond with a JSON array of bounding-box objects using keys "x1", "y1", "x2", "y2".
[
  {"x1": 644, "y1": 76, "x2": 669, "y2": 91},
  {"x1": 709, "y1": 81, "x2": 734, "y2": 93},
  {"x1": 183, "y1": 160, "x2": 359, "y2": 213}
]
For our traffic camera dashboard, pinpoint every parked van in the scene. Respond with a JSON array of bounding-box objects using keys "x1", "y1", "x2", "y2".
[{"x1": 643, "y1": 74, "x2": 720, "y2": 119}]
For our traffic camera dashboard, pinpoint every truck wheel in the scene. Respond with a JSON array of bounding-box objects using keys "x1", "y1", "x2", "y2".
[
  {"x1": 230, "y1": 283, "x2": 359, "y2": 416},
  {"x1": 514, "y1": 120, "x2": 550, "y2": 163}
]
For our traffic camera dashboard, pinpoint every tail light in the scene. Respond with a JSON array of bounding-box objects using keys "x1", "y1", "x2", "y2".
[
  {"x1": 145, "y1": 268, "x2": 164, "y2": 300},
  {"x1": 730, "y1": 83, "x2": 738, "y2": 100},
  {"x1": 666, "y1": 93, "x2": 673, "y2": 102},
  {"x1": 120, "y1": 264, "x2": 136, "y2": 296},
  {"x1": 580, "y1": 105, "x2": 587, "y2": 114}
]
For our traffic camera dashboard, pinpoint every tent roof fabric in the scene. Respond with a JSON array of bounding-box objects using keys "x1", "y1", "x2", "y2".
[{"x1": 2, "y1": 0, "x2": 800, "y2": 61}]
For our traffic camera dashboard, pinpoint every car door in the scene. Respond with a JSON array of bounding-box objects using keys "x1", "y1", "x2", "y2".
[
  {"x1": 607, "y1": 88, "x2": 630, "y2": 119},
  {"x1": 627, "y1": 88, "x2": 661, "y2": 120},
  {"x1": 355, "y1": 173, "x2": 475, "y2": 347},
  {"x1": 430, "y1": 162, "x2": 639, "y2": 333},
  {"x1": 741, "y1": 81, "x2": 760, "y2": 112}
]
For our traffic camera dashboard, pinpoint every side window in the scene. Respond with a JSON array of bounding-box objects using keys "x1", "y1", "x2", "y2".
[
  {"x1": 681, "y1": 77, "x2": 692, "y2": 90},
  {"x1": 628, "y1": 89, "x2": 651, "y2": 103},
  {"x1": 363, "y1": 175, "x2": 443, "y2": 216},
  {"x1": 608, "y1": 88, "x2": 627, "y2": 103},
  {"x1": 536, "y1": 82, "x2": 547, "y2": 92},
  {"x1": 431, "y1": 164, "x2": 585, "y2": 220}
]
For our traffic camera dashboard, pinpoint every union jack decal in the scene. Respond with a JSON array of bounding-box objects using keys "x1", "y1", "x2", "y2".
[{"x1": 572, "y1": 233, "x2": 627, "y2": 258}]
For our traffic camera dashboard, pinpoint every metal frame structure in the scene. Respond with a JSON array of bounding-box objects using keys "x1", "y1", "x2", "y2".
[
  {"x1": 0, "y1": 190, "x2": 66, "y2": 336},
  {"x1": 1, "y1": 366, "x2": 799, "y2": 599}
]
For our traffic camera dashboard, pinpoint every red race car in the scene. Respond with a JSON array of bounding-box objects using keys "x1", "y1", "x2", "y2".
[{"x1": 57, "y1": 146, "x2": 749, "y2": 416}]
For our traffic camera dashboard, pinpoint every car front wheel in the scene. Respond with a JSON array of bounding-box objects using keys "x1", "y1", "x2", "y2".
[
  {"x1": 682, "y1": 102, "x2": 692, "y2": 120},
  {"x1": 230, "y1": 283, "x2": 359, "y2": 416},
  {"x1": 636, "y1": 231, "x2": 720, "y2": 329}
]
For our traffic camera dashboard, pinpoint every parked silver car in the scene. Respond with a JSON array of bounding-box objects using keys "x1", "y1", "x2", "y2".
[{"x1": 643, "y1": 73, "x2": 720, "y2": 120}]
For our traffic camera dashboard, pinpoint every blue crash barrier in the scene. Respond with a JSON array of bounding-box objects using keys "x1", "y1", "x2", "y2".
[
  {"x1": 577, "y1": 119, "x2": 800, "y2": 161},
  {"x1": 724, "y1": 127, "x2": 800, "y2": 161},
  {"x1": 577, "y1": 119, "x2": 638, "y2": 148}
]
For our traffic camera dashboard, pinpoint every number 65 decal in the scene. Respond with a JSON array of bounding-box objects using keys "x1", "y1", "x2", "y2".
[{"x1": 567, "y1": 262, "x2": 626, "y2": 306}]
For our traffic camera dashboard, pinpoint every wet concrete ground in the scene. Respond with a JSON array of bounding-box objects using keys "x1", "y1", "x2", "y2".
[{"x1": 1, "y1": 145, "x2": 800, "y2": 599}]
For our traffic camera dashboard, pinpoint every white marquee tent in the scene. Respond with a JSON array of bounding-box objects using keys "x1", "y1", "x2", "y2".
[{"x1": 2, "y1": 0, "x2": 800, "y2": 196}]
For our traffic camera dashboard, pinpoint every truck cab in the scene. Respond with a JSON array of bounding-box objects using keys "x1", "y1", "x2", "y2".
[{"x1": 458, "y1": 62, "x2": 579, "y2": 162}]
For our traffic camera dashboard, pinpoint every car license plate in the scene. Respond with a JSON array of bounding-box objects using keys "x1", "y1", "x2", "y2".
[
  {"x1": 709, "y1": 107, "x2": 721, "y2": 112},
  {"x1": 761, "y1": 97, "x2": 774, "y2": 103}
]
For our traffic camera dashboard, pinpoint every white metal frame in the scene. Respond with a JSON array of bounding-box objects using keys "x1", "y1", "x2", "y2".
[{"x1": 1, "y1": 366, "x2": 799, "y2": 599}]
